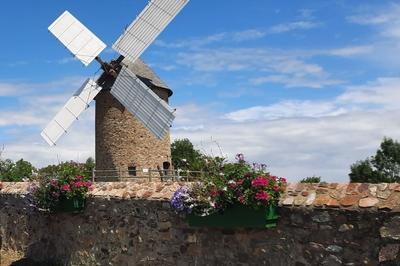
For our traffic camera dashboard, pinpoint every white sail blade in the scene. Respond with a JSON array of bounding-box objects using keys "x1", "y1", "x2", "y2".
[
  {"x1": 111, "y1": 66, "x2": 175, "y2": 139},
  {"x1": 112, "y1": 0, "x2": 189, "y2": 64},
  {"x1": 41, "y1": 79, "x2": 102, "y2": 146},
  {"x1": 48, "y1": 11, "x2": 107, "y2": 66}
]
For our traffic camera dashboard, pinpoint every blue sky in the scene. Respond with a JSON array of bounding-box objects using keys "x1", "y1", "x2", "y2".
[{"x1": 1, "y1": 1, "x2": 400, "y2": 182}]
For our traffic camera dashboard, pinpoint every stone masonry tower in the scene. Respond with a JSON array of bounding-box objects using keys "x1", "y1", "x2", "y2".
[{"x1": 95, "y1": 58, "x2": 173, "y2": 176}]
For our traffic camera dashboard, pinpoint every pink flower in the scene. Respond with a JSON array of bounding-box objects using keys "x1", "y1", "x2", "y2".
[
  {"x1": 273, "y1": 184, "x2": 280, "y2": 192},
  {"x1": 61, "y1": 184, "x2": 71, "y2": 192},
  {"x1": 280, "y1": 177, "x2": 287, "y2": 183},
  {"x1": 74, "y1": 181, "x2": 83, "y2": 188},
  {"x1": 76, "y1": 175, "x2": 84, "y2": 180},
  {"x1": 84, "y1": 181, "x2": 92, "y2": 188},
  {"x1": 270, "y1": 175, "x2": 277, "y2": 181},
  {"x1": 251, "y1": 176, "x2": 269, "y2": 188},
  {"x1": 254, "y1": 191, "x2": 270, "y2": 201},
  {"x1": 237, "y1": 179, "x2": 244, "y2": 185}
]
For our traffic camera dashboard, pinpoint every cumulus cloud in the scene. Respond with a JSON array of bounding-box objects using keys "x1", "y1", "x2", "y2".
[
  {"x1": 171, "y1": 76, "x2": 400, "y2": 182},
  {"x1": 0, "y1": 76, "x2": 94, "y2": 166},
  {"x1": 348, "y1": 3, "x2": 400, "y2": 40},
  {"x1": 176, "y1": 48, "x2": 340, "y2": 89}
]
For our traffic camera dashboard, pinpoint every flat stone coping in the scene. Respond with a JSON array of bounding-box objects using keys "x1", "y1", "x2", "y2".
[{"x1": 1, "y1": 181, "x2": 400, "y2": 211}]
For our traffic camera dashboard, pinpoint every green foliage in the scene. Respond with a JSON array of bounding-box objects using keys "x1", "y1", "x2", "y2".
[
  {"x1": 84, "y1": 157, "x2": 95, "y2": 174},
  {"x1": 202, "y1": 156, "x2": 226, "y2": 178},
  {"x1": 0, "y1": 158, "x2": 35, "y2": 182},
  {"x1": 39, "y1": 158, "x2": 94, "y2": 179},
  {"x1": 300, "y1": 176, "x2": 322, "y2": 183},
  {"x1": 171, "y1": 138, "x2": 206, "y2": 170},
  {"x1": 223, "y1": 162, "x2": 252, "y2": 181},
  {"x1": 349, "y1": 137, "x2": 400, "y2": 183}
]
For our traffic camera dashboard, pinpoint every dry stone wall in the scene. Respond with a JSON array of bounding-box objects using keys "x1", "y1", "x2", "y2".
[{"x1": 1, "y1": 182, "x2": 400, "y2": 265}]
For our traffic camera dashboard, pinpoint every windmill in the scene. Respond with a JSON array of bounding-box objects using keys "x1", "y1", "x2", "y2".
[{"x1": 41, "y1": 0, "x2": 189, "y2": 177}]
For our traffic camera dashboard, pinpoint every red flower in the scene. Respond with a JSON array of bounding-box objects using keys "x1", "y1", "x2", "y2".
[
  {"x1": 251, "y1": 176, "x2": 269, "y2": 188},
  {"x1": 228, "y1": 181, "x2": 237, "y2": 189},
  {"x1": 61, "y1": 184, "x2": 71, "y2": 192},
  {"x1": 273, "y1": 184, "x2": 280, "y2": 192},
  {"x1": 254, "y1": 191, "x2": 270, "y2": 201},
  {"x1": 238, "y1": 196, "x2": 246, "y2": 204},
  {"x1": 210, "y1": 190, "x2": 218, "y2": 198}
]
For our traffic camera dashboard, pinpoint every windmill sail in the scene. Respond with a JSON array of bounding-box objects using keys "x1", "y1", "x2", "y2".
[
  {"x1": 112, "y1": 0, "x2": 189, "y2": 64},
  {"x1": 41, "y1": 79, "x2": 101, "y2": 146},
  {"x1": 48, "y1": 11, "x2": 107, "y2": 66},
  {"x1": 110, "y1": 66, "x2": 175, "y2": 139}
]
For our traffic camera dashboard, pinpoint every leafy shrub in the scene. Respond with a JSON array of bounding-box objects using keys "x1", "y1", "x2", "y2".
[{"x1": 300, "y1": 176, "x2": 321, "y2": 183}]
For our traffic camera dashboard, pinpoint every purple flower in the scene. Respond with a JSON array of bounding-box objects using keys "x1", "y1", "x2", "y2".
[{"x1": 171, "y1": 187, "x2": 191, "y2": 214}]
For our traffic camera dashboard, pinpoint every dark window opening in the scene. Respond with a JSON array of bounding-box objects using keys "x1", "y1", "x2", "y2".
[
  {"x1": 128, "y1": 166, "x2": 137, "y2": 176},
  {"x1": 163, "y1": 161, "x2": 171, "y2": 170}
]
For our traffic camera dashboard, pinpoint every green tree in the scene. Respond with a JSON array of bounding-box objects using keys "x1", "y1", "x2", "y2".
[
  {"x1": 349, "y1": 137, "x2": 400, "y2": 183},
  {"x1": 0, "y1": 159, "x2": 15, "y2": 181},
  {"x1": 171, "y1": 138, "x2": 205, "y2": 170},
  {"x1": 0, "y1": 159, "x2": 35, "y2": 182},
  {"x1": 300, "y1": 176, "x2": 322, "y2": 183},
  {"x1": 84, "y1": 157, "x2": 95, "y2": 175},
  {"x1": 39, "y1": 158, "x2": 94, "y2": 179}
]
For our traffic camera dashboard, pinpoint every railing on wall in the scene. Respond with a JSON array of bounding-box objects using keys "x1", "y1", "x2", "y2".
[{"x1": 92, "y1": 169, "x2": 205, "y2": 182}]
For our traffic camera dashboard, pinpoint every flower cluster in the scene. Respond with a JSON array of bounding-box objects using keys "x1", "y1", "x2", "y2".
[
  {"x1": 29, "y1": 175, "x2": 92, "y2": 211},
  {"x1": 171, "y1": 154, "x2": 287, "y2": 216}
]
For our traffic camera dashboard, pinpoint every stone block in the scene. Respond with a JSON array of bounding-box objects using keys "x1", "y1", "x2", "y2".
[{"x1": 379, "y1": 244, "x2": 399, "y2": 262}]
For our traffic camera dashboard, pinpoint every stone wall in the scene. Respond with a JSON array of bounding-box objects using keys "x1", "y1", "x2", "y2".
[{"x1": 1, "y1": 182, "x2": 400, "y2": 265}]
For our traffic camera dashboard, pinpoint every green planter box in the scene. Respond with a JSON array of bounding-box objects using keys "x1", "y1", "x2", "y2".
[
  {"x1": 53, "y1": 197, "x2": 86, "y2": 213},
  {"x1": 187, "y1": 204, "x2": 279, "y2": 229}
]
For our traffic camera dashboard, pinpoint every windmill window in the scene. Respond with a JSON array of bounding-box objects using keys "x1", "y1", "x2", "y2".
[{"x1": 128, "y1": 166, "x2": 137, "y2": 176}]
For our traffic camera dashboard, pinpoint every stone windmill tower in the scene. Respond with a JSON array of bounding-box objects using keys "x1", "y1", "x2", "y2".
[
  {"x1": 40, "y1": 1, "x2": 189, "y2": 177},
  {"x1": 95, "y1": 58, "x2": 174, "y2": 175}
]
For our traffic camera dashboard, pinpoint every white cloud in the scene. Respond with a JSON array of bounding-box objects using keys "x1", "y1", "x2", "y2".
[
  {"x1": 155, "y1": 18, "x2": 321, "y2": 49},
  {"x1": 176, "y1": 47, "x2": 340, "y2": 88},
  {"x1": 268, "y1": 21, "x2": 320, "y2": 34},
  {"x1": 338, "y1": 77, "x2": 400, "y2": 108},
  {"x1": 224, "y1": 101, "x2": 346, "y2": 122},
  {"x1": 232, "y1": 29, "x2": 267, "y2": 42},
  {"x1": 172, "y1": 105, "x2": 400, "y2": 183},
  {"x1": 250, "y1": 74, "x2": 341, "y2": 89},
  {"x1": 348, "y1": 4, "x2": 400, "y2": 39},
  {"x1": 346, "y1": 3, "x2": 400, "y2": 67},
  {"x1": 0, "y1": 77, "x2": 95, "y2": 166},
  {"x1": 170, "y1": 75, "x2": 400, "y2": 182},
  {"x1": 327, "y1": 45, "x2": 373, "y2": 56},
  {"x1": 0, "y1": 83, "x2": 27, "y2": 96}
]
